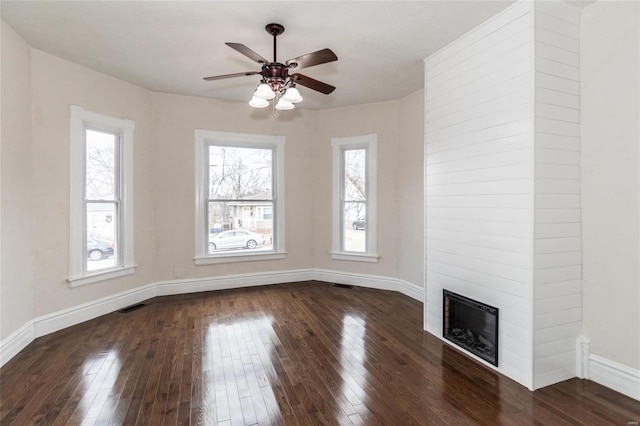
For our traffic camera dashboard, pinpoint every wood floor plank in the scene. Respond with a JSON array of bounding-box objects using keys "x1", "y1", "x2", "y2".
[{"x1": 2, "y1": 281, "x2": 639, "y2": 425}]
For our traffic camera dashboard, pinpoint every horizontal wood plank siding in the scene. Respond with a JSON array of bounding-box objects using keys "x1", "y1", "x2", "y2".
[
  {"x1": 533, "y1": 0, "x2": 582, "y2": 390},
  {"x1": 425, "y1": 1, "x2": 534, "y2": 388}
]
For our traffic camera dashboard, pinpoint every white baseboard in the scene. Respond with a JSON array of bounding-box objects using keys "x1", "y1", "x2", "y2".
[
  {"x1": 155, "y1": 269, "x2": 315, "y2": 296},
  {"x1": 313, "y1": 269, "x2": 424, "y2": 302},
  {"x1": 397, "y1": 278, "x2": 424, "y2": 301},
  {"x1": 0, "y1": 269, "x2": 424, "y2": 367},
  {"x1": 0, "y1": 322, "x2": 36, "y2": 367},
  {"x1": 576, "y1": 336, "x2": 640, "y2": 401},
  {"x1": 34, "y1": 283, "x2": 157, "y2": 338},
  {"x1": 589, "y1": 354, "x2": 640, "y2": 401}
]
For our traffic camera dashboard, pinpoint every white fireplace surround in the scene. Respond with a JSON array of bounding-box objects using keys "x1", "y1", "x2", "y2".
[{"x1": 424, "y1": 0, "x2": 640, "y2": 401}]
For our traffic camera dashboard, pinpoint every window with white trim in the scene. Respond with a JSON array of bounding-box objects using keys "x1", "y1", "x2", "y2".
[
  {"x1": 331, "y1": 134, "x2": 378, "y2": 262},
  {"x1": 194, "y1": 130, "x2": 285, "y2": 264},
  {"x1": 69, "y1": 106, "x2": 135, "y2": 286}
]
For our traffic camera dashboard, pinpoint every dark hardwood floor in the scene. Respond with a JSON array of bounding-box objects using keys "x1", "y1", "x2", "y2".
[{"x1": 1, "y1": 281, "x2": 639, "y2": 425}]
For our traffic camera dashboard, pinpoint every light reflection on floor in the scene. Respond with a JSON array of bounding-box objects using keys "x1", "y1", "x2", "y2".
[
  {"x1": 202, "y1": 315, "x2": 278, "y2": 425},
  {"x1": 76, "y1": 349, "x2": 121, "y2": 423},
  {"x1": 340, "y1": 314, "x2": 369, "y2": 410}
]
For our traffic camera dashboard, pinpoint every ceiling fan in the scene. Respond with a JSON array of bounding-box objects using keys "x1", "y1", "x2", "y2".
[{"x1": 203, "y1": 23, "x2": 338, "y2": 110}]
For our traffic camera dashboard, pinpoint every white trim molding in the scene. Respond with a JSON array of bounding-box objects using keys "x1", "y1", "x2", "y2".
[
  {"x1": 194, "y1": 129, "x2": 286, "y2": 262},
  {"x1": 589, "y1": 354, "x2": 640, "y2": 401},
  {"x1": 576, "y1": 336, "x2": 640, "y2": 401},
  {"x1": 0, "y1": 322, "x2": 36, "y2": 367},
  {"x1": 331, "y1": 134, "x2": 378, "y2": 260},
  {"x1": 155, "y1": 269, "x2": 315, "y2": 297},
  {"x1": 576, "y1": 336, "x2": 591, "y2": 379},
  {"x1": 313, "y1": 269, "x2": 423, "y2": 301},
  {"x1": 69, "y1": 105, "x2": 136, "y2": 286},
  {"x1": 0, "y1": 269, "x2": 424, "y2": 367}
]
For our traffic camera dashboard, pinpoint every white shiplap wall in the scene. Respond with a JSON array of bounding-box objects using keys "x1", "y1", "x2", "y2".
[
  {"x1": 424, "y1": 1, "x2": 535, "y2": 388},
  {"x1": 533, "y1": 1, "x2": 582, "y2": 389},
  {"x1": 424, "y1": 0, "x2": 582, "y2": 390}
]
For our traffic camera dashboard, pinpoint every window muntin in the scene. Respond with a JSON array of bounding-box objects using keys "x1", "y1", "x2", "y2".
[
  {"x1": 331, "y1": 134, "x2": 378, "y2": 262},
  {"x1": 69, "y1": 106, "x2": 135, "y2": 286},
  {"x1": 195, "y1": 130, "x2": 285, "y2": 264}
]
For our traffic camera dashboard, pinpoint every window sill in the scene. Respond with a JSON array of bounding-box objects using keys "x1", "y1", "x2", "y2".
[
  {"x1": 68, "y1": 265, "x2": 137, "y2": 287},
  {"x1": 330, "y1": 252, "x2": 379, "y2": 263},
  {"x1": 194, "y1": 251, "x2": 287, "y2": 265}
]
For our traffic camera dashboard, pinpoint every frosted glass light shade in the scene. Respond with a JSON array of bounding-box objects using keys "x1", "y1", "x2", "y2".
[
  {"x1": 283, "y1": 87, "x2": 303, "y2": 103},
  {"x1": 249, "y1": 95, "x2": 269, "y2": 108},
  {"x1": 275, "y1": 98, "x2": 295, "y2": 111},
  {"x1": 254, "y1": 83, "x2": 276, "y2": 100}
]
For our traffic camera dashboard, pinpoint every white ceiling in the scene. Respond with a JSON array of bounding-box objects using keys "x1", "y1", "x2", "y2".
[{"x1": 1, "y1": 1, "x2": 516, "y2": 110}]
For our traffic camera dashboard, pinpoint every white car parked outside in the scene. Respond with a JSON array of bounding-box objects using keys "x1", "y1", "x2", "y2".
[{"x1": 209, "y1": 230, "x2": 265, "y2": 253}]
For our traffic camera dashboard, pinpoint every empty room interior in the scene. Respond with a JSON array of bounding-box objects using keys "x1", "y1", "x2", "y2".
[{"x1": 1, "y1": 0, "x2": 640, "y2": 424}]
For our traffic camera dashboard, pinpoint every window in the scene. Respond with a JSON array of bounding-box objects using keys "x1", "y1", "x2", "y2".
[
  {"x1": 194, "y1": 130, "x2": 285, "y2": 264},
  {"x1": 331, "y1": 134, "x2": 378, "y2": 262},
  {"x1": 69, "y1": 106, "x2": 135, "y2": 286}
]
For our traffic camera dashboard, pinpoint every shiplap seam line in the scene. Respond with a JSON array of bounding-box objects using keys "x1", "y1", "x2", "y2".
[
  {"x1": 428, "y1": 23, "x2": 532, "y2": 85},
  {"x1": 427, "y1": 53, "x2": 531, "y2": 104}
]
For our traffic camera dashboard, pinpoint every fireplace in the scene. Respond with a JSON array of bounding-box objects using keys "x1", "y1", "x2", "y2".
[{"x1": 443, "y1": 290, "x2": 499, "y2": 366}]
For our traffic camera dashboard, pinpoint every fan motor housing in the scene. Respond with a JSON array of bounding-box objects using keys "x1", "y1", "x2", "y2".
[{"x1": 262, "y1": 63, "x2": 289, "y2": 80}]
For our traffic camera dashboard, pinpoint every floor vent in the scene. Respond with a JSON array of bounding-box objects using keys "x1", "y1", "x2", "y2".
[
  {"x1": 333, "y1": 284, "x2": 354, "y2": 289},
  {"x1": 118, "y1": 303, "x2": 146, "y2": 313}
]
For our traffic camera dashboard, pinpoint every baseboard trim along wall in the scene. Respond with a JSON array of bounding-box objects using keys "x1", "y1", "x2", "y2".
[
  {"x1": 0, "y1": 269, "x2": 424, "y2": 367},
  {"x1": 575, "y1": 336, "x2": 640, "y2": 401},
  {"x1": 588, "y1": 354, "x2": 640, "y2": 401},
  {"x1": 0, "y1": 322, "x2": 36, "y2": 368}
]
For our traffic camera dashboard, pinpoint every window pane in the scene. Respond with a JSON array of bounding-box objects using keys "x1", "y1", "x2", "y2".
[
  {"x1": 86, "y1": 129, "x2": 117, "y2": 200},
  {"x1": 343, "y1": 202, "x2": 366, "y2": 253},
  {"x1": 208, "y1": 201, "x2": 273, "y2": 254},
  {"x1": 208, "y1": 146, "x2": 272, "y2": 200},
  {"x1": 87, "y1": 202, "x2": 117, "y2": 271},
  {"x1": 344, "y1": 149, "x2": 366, "y2": 202}
]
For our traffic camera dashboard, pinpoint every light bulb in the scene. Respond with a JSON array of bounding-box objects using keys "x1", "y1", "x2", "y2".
[
  {"x1": 275, "y1": 98, "x2": 295, "y2": 111},
  {"x1": 249, "y1": 95, "x2": 269, "y2": 108},
  {"x1": 254, "y1": 83, "x2": 276, "y2": 100},
  {"x1": 283, "y1": 87, "x2": 303, "y2": 103}
]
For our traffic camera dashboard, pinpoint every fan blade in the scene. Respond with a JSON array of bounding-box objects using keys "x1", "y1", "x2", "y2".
[
  {"x1": 226, "y1": 43, "x2": 269, "y2": 64},
  {"x1": 203, "y1": 71, "x2": 260, "y2": 81},
  {"x1": 290, "y1": 73, "x2": 335, "y2": 94},
  {"x1": 286, "y1": 48, "x2": 338, "y2": 69}
]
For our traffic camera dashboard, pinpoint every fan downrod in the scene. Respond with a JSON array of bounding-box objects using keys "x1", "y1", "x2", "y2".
[{"x1": 265, "y1": 23, "x2": 285, "y2": 36}]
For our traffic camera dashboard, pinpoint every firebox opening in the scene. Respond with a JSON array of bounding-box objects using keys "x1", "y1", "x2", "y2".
[{"x1": 443, "y1": 289, "x2": 499, "y2": 366}]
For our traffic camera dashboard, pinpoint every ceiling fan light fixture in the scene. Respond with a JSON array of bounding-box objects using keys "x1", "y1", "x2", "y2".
[
  {"x1": 275, "y1": 98, "x2": 295, "y2": 111},
  {"x1": 203, "y1": 23, "x2": 338, "y2": 114},
  {"x1": 283, "y1": 86, "x2": 303, "y2": 103},
  {"x1": 254, "y1": 83, "x2": 276, "y2": 100},
  {"x1": 249, "y1": 95, "x2": 269, "y2": 108}
]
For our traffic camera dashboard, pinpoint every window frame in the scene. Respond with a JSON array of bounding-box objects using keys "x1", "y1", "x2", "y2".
[
  {"x1": 194, "y1": 129, "x2": 286, "y2": 265},
  {"x1": 68, "y1": 105, "x2": 136, "y2": 286},
  {"x1": 331, "y1": 133, "x2": 378, "y2": 262}
]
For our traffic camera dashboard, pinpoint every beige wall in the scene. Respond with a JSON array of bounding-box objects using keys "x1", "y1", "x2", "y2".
[
  {"x1": 581, "y1": 1, "x2": 640, "y2": 369},
  {"x1": 1, "y1": 21, "x2": 34, "y2": 340},
  {"x1": 397, "y1": 89, "x2": 424, "y2": 287},
  {"x1": 28, "y1": 49, "x2": 156, "y2": 316}
]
